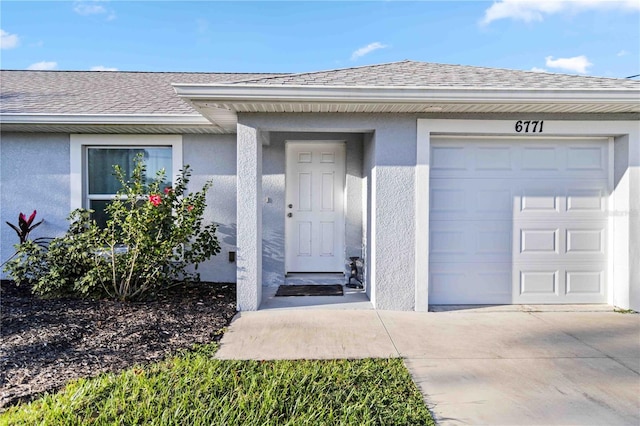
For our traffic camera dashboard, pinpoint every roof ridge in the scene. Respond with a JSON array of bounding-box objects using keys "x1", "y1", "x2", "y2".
[
  {"x1": 229, "y1": 60, "x2": 638, "y2": 84},
  {"x1": 229, "y1": 59, "x2": 415, "y2": 84},
  {"x1": 0, "y1": 69, "x2": 287, "y2": 76},
  {"x1": 426, "y1": 61, "x2": 637, "y2": 82},
  {"x1": 2, "y1": 62, "x2": 634, "y2": 82}
]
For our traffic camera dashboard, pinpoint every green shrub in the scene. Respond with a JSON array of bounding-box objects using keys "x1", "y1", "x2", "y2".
[{"x1": 4, "y1": 157, "x2": 220, "y2": 300}]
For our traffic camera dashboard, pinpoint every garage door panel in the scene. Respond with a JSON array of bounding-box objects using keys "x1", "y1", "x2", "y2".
[
  {"x1": 430, "y1": 220, "x2": 511, "y2": 263},
  {"x1": 566, "y1": 145, "x2": 607, "y2": 172},
  {"x1": 431, "y1": 138, "x2": 608, "y2": 180},
  {"x1": 430, "y1": 263, "x2": 511, "y2": 305},
  {"x1": 566, "y1": 228, "x2": 605, "y2": 254},
  {"x1": 518, "y1": 269, "x2": 559, "y2": 297},
  {"x1": 475, "y1": 146, "x2": 512, "y2": 171},
  {"x1": 431, "y1": 145, "x2": 468, "y2": 171},
  {"x1": 513, "y1": 223, "x2": 606, "y2": 265},
  {"x1": 519, "y1": 228, "x2": 559, "y2": 254},
  {"x1": 513, "y1": 263, "x2": 606, "y2": 304},
  {"x1": 566, "y1": 186, "x2": 607, "y2": 214},
  {"x1": 566, "y1": 270, "x2": 605, "y2": 297},
  {"x1": 429, "y1": 137, "x2": 609, "y2": 305},
  {"x1": 431, "y1": 178, "x2": 515, "y2": 220}
]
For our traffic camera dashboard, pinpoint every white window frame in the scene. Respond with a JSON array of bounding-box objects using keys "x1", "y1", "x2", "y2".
[{"x1": 70, "y1": 135, "x2": 183, "y2": 211}]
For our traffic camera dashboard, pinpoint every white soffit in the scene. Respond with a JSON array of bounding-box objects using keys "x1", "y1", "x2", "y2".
[
  {"x1": 0, "y1": 113, "x2": 224, "y2": 134},
  {"x1": 175, "y1": 84, "x2": 640, "y2": 131}
]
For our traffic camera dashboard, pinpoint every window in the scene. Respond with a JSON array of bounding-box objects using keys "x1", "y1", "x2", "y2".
[
  {"x1": 70, "y1": 135, "x2": 183, "y2": 226},
  {"x1": 87, "y1": 147, "x2": 172, "y2": 227}
]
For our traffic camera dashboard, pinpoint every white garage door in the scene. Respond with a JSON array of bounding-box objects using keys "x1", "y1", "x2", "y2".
[{"x1": 429, "y1": 137, "x2": 609, "y2": 304}]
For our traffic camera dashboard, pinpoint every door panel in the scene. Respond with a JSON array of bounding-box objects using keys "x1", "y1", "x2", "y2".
[{"x1": 286, "y1": 142, "x2": 345, "y2": 272}]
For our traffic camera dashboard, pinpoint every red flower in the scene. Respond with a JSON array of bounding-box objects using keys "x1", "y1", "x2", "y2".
[
  {"x1": 149, "y1": 194, "x2": 162, "y2": 207},
  {"x1": 18, "y1": 210, "x2": 37, "y2": 226},
  {"x1": 164, "y1": 187, "x2": 172, "y2": 195}
]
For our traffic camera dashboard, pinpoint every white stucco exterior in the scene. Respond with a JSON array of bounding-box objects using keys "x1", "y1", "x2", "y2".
[{"x1": 1, "y1": 133, "x2": 71, "y2": 266}]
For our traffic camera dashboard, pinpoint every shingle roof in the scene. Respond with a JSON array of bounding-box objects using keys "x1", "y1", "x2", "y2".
[
  {"x1": 1, "y1": 61, "x2": 637, "y2": 116},
  {"x1": 231, "y1": 60, "x2": 640, "y2": 89},
  {"x1": 0, "y1": 70, "x2": 280, "y2": 115}
]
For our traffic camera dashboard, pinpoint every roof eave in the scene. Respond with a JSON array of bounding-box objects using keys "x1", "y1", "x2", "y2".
[
  {"x1": 0, "y1": 113, "x2": 212, "y2": 126},
  {"x1": 172, "y1": 84, "x2": 639, "y2": 131},
  {"x1": 172, "y1": 84, "x2": 640, "y2": 104}
]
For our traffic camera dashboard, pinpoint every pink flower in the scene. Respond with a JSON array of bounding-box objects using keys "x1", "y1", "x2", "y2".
[
  {"x1": 18, "y1": 210, "x2": 37, "y2": 226},
  {"x1": 149, "y1": 194, "x2": 162, "y2": 207},
  {"x1": 187, "y1": 205, "x2": 194, "y2": 212},
  {"x1": 164, "y1": 187, "x2": 172, "y2": 195}
]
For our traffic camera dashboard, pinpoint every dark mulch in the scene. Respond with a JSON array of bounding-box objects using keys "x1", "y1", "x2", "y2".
[{"x1": 0, "y1": 280, "x2": 236, "y2": 409}]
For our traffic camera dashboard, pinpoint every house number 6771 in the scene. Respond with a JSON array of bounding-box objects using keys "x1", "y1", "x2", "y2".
[{"x1": 515, "y1": 120, "x2": 544, "y2": 133}]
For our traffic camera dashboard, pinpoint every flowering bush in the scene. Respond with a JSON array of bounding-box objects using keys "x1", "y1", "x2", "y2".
[{"x1": 4, "y1": 156, "x2": 220, "y2": 300}]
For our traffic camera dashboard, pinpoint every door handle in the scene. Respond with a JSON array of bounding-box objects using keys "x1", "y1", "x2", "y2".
[
  {"x1": 288, "y1": 204, "x2": 293, "y2": 208},
  {"x1": 287, "y1": 212, "x2": 293, "y2": 218}
]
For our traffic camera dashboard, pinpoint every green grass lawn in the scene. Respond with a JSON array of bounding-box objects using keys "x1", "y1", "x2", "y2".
[{"x1": 1, "y1": 344, "x2": 433, "y2": 425}]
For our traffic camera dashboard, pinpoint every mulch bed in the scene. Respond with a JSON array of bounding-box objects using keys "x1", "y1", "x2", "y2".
[{"x1": 0, "y1": 280, "x2": 236, "y2": 409}]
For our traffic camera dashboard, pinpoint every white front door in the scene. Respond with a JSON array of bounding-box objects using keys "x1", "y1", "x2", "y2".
[{"x1": 285, "y1": 141, "x2": 346, "y2": 273}]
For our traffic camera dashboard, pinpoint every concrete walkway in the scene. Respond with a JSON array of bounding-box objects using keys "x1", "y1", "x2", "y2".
[{"x1": 215, "y1": 307, "x2": 640, "y2": 425}]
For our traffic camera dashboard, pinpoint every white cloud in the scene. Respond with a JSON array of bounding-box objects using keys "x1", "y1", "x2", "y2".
[
  {"x1": 351, "y1": 42, "x2": 389, "y2": 61},
  {"x1": 74, "y1": 2, "x2": 106, "y2": 15},
  {"x1": 481, "y1": 0, "x2": 639, "y2": 25},
  {"x1": 27, "y1": 61, "x2": 58, "y2": 70},
  {"x1": 1, "y1": 29, "x2": 19, "y2": 49},
  {"x1": 530, "y1": 67, "x2": 548, "y2": 73},
  {"x1": 90, "y1": 65, "x2": 118, "y2": 71},
  {"x1": 73, "y1": 1, "x2": 115, "y2": 20},
  {"x1": 617, "y1": 50, "x2": 629, "y2": 57},
  {"x1": 545, "y1": 55, "x2": 592, "y2": 74}
]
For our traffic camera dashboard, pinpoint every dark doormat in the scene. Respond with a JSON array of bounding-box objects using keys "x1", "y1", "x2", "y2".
[{"x1": 275, "y1": 284, "x2": 344, "y2": 297}]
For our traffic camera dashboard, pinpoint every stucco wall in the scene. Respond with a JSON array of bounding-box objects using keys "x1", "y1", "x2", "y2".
[
  {"x1": 369, "y1": 119, "x2": 418, "y2": 311},
  {"x1": 0, "y1": 132, "x2": 238, "y2": 284},
  {"x1": 1, "y1": 133, "x2": 71, "y2": 273},
  {"x1": 261, "y1": 131, "x2": 364, "y2": 286},
  {"x1": 182, "y1": 134, "x2": 237, "y2": 283}
]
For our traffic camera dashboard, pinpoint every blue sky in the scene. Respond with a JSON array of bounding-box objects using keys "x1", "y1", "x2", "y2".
[{"x1": 1, "y1": 1, "x2": 638, "y2": 78}]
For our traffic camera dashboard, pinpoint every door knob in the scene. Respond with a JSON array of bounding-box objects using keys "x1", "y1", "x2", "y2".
[
  {"x1": 288, "y1": 204, "x2": 293, "y2": 208},
  {"x1": 287, "y1": 212, "x2": 293, "y2": 218}
]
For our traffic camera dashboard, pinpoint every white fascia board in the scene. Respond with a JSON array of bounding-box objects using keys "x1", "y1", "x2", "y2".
[
  {"x1": 172, "y1": 84, "x2": 640, "y2": 105},
  {"x1": 0, "y1": 113, "x2": 211, "y2": 125}
]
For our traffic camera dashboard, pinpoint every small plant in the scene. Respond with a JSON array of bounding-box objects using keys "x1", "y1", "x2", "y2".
[
  {"x1": 6, "y1": 210, "x2": 43, "y2": 243},
  {"x1": 1, "y1": 210, "x2": 51, "y2": 271}
]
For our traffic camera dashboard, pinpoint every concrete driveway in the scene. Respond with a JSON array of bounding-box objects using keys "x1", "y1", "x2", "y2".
[{"x1": 215, "y1": 307, "x2": 640, "y2": 425}]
